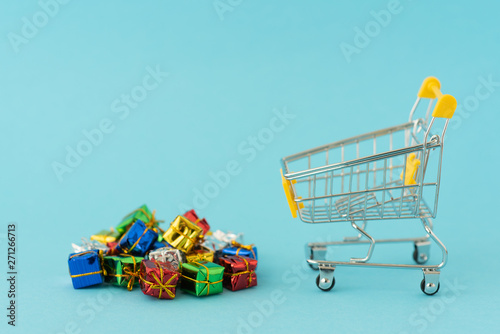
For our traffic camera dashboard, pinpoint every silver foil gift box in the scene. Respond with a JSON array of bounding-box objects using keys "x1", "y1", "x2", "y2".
[{"x1": 146, "y1": 246, "x2": 185, "y2": 271}]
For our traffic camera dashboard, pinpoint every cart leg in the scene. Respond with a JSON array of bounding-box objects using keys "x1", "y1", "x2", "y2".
[
  {"x1": 421, "y1": 269, "x2": 440, "y2": 295},
  {"x1": 420, "y1": 217, "x2": 448, "y2": 268},
  {"x1": 317, "y1": 266, "x2": 336, "y2": 291},
  {"x1": 343, "y1": 221, "x2": 368, "y2": 241},
  {"x1": 349, "y1": 221, "x2": 375, "y2": 263},
  {"x1": 306, "y1": 245, "x2": 326, "y2": 270},
  {"x1": 413, "y1": 240, "x2": 431, "y2": 264}
]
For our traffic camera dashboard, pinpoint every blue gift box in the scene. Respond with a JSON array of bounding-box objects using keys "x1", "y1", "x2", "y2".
[
  {"x1": 68, "y1": 250, "x2": 104, "y2": 289},
  {"x1": 116, "y1": 219, "x2": 158, "y2": 256},
  {"x1": 221, "y1": 245, "x2": 258, "y2": 260}
]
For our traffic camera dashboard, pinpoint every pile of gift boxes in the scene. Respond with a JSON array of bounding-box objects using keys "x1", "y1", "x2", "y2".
[{"x1": 68, "y1": 205, "x2": 257, "y2": 299}]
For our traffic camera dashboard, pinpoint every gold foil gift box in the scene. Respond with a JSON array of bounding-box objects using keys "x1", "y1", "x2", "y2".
[
  {"x1": 186, "y1": 245, "x2": 214, "y2": 263},
  {"x1": 163, "y1": 216, "x2": 202, "y2": 253}
]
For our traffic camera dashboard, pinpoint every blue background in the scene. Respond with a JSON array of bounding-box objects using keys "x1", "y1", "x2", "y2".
[{"x1": 1, "y1": 1, "x2": 498, "y2": 333}]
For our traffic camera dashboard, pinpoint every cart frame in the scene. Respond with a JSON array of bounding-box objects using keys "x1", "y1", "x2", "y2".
[{"x1": 280, "y1": 77, "x2": 457, "y2": 295}]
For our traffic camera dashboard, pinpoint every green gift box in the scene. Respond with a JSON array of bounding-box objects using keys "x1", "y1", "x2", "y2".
[
  {"x1": 103, "y1": 255, "x2": 144, "y2": 290},
  {"x1": 116, "y1": 204, "x2": 165, "y2": 242},
  {"x1": 180, "y1": 261, "x2": 224, "y2": 296},
  {"x1": 116, "y1": 204, "x2": 153, "y2": 235}
]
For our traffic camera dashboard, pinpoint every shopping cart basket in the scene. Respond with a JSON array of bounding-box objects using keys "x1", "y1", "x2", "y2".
[{"x1": 280, "y1": 77, "x2": 457, "y2": 295}]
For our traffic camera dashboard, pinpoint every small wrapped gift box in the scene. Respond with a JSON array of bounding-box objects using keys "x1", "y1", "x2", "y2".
[
  {"x1": 202, "y1": 230, "x2": 244, "y2": 251},
  {"x1": 71, "y1": 238, "x2": 109, "y2": 254},
  {"x1": 186, "y1": 245, "x2": 214, "y2": 263},
  {"x1": 68, "y1": 250, "x2": 104, "y2": 289},
  {"x1": 180, "y1": 261, "x2": 224, "y2": 296},
  {"x1": 184, "y1": 209, "x2": 210, "y2": 236},
  {"x1": 147, "y1": 246, "x2": 185, "y2": 271},
  {"x1": 140, "y1": 259, "x2": 180, "y2": 299},
  {"x1": 163, "y1": 216, "x2": 202, "y2": 253},
  {"x1": 90, "y1": 228, "x2": 120, "y2": 244},
  {"x1": 116, "y1": 220, "x2": 158, "y2": 257},
  {"x1": 221, "y1": 241, "x2": 258, "y2": 260},
  {"x1": 116, "y1": 204, "x2": 163, "y2": 235},
  {"x1": 219, "y1": 256, "x2": 257, "y2": 291},
  {"x1": 103, "y1": 255, "x2": 144, "y2": 290}
]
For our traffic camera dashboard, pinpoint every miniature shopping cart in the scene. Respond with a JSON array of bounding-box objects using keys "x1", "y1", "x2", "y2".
[{"x1": 280, "y1": 77, "x2": 457, "y2": 295}]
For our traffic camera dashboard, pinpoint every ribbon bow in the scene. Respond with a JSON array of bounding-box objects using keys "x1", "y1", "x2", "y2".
[
  {"x1": 144, "y1": 210, "x2": 165, "y2": 232},
  {"x1": 105, "y1": 254, "x2": 141, "y2": 291},
  {"x1": 139, "y1": 260, "x2": 178, "y2": 299},
  {"x1": 123, "y1": 208, "x2": 164, "y2": 232},
  {"x1": 230, "y1": 241, "x2": 256, "y2": 259},
  {"x1": 188, "y1": 252, "x2": 209, "y2": 262}
]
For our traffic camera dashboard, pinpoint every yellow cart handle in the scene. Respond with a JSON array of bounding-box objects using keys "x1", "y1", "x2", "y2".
[{"x1": 417, "y1": 77, "x2": 457, "y2": 119}]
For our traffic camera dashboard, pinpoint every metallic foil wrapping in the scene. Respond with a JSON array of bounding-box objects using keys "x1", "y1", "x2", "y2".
[
  {"x1": 221, "y1": 242, "x2": 258, "y2": 260},
  {"x1": 71, "y1": 238, "x2": 109, "y2": 254},
  {"x1": 202, "y1": 230, "x2": 244, "y2": 251},
  {"x1": 147, "y1": 246, "x2": 185, "y2": 271},
  {"x1": 116, "y1": 204, "x2": 153, "y2": 234},
  {"x1": 140, "y1": 259, "x2": 179, "y2": 299},
  {"x1": 116, "y1": 220, "x2": 158, "y2": 257},
  {"x1": 180, "y1": 261, "x2": 224, "y2": 296},
  {"x1": 219, "y1": 256, "x2": 257, "y2": 291},
  {"x1": 68, "y1": 250, "x2": 104, "y2": 289},
  {"x1": 102, "y1": 255, "x2": 144, "y2": 290},
  {"x1": 186, "y1": 245, "x2": 214, "y2": 263},
  {"x1": 163, "y1": 216, "x2": 202, "y2": 253},
  {"x1": 90, "y1": 229, "x2": 120, "y2": 244},
  {"x1": 183, "y1": 209, "x2": 210, "y2": 236}
]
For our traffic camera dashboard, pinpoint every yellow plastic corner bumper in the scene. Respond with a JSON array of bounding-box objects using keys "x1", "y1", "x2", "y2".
[{"x1": 281, "y1": 169, "x2": 303, "y2": 218}]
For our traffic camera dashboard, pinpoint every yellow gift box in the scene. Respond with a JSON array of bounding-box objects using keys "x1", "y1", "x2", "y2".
[
  {"x1": 90, "y1": 228, "x2": 119, "y2": 244},
  {"x1": 163, "y1": 216, "x2": 202, "y2": 253},
  {"x1": 186, "y1": 245, "x2": 214, "y2": 263}
]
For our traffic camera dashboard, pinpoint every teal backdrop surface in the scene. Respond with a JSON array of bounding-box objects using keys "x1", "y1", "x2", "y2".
[{"x1": 1, "y1": 1, "x2": 498, "y2": 333}]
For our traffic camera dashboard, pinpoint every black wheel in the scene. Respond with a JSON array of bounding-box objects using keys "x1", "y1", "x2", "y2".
[
  {"x1": 316, "y1": 274, "x2": 335, "y2": 291},
  {"x1": 413, "y1": 246, "x2": 428, "y2": 264},
  {"x1": 420, "y1": 279, "x2": 440, "y2": 296}
]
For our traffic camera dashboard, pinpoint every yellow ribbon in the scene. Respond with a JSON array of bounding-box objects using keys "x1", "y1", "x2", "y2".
[
  {"x1": 69, "y1": 250, "x2": 105, "y2": 278},
  {"x1": 181, "y1": 262, "x2": 223, "y2": 296},
  {"x1": 118, "y1": 226, "x2": 151, "y2": 254},
  {"x1": 168, "y1": 224, "x2": 198, "y2": 247},
  {"x1": 231, "y1": 241, "x2": 256, "y2": 259},
  {"x1": 123, "y1": 208, "x2": 164, "y2": 231},
  {"x1": 105, "y1": 254, "x2": 140, "y2": 291},
  {"x1": 139, "y1": 260, "x2": 178, "y2": 299},
  {"x1": 187, "y1": 252, "x2": 211, "y2": 263}
]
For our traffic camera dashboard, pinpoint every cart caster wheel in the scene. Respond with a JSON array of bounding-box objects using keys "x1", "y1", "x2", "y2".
[
  {"x1": 420, "y1": 279, "x2": 440, "y2": 296},
  {"x1": 413, "y1": 244, "x2": 429, "y2": 264},
  {"x1": 316, "y1": 274, "x2": 335, "y2": 291}
]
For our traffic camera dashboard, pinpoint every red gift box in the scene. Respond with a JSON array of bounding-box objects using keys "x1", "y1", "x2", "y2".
[
  {"x1": 140, "y1": 259, "x2": 179, "y2": 299},
  {"x1": 184, "y1": 209, "x2": 210, "y2": 236},
  {"x1": 106, "y1": 242, "x2": 120, "y2": 256},
  {"x1": 219, "y1": 256, "x2": 257, "y2": 291}
]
